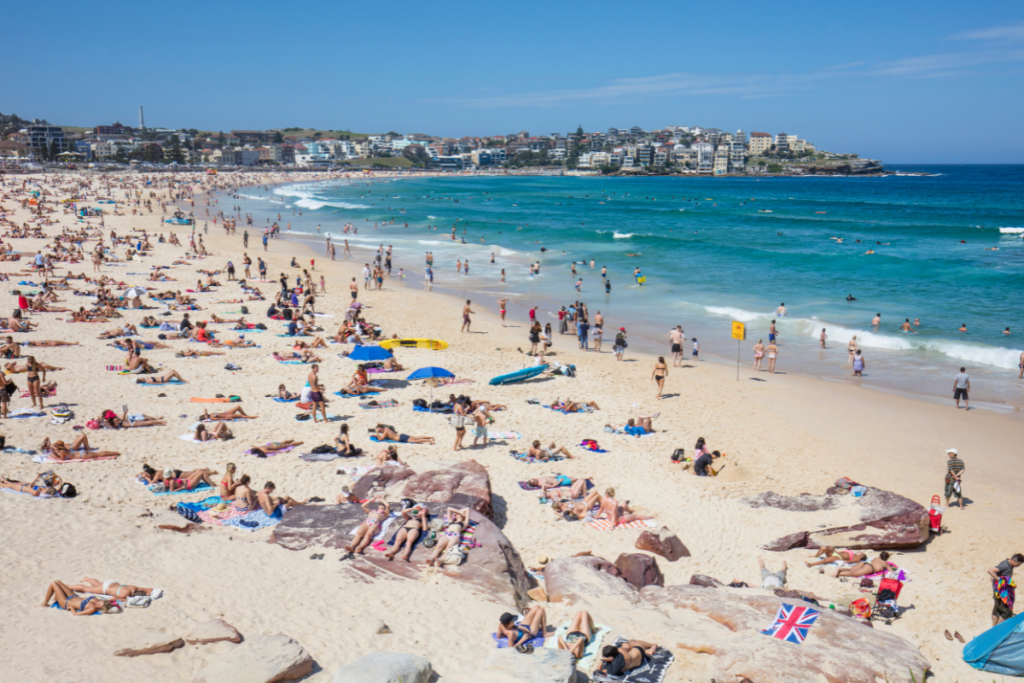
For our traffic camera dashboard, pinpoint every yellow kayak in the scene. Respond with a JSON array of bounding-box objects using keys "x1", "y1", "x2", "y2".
[{"x1": 379, "y1": 338, "x2": 448, "y2": 350}]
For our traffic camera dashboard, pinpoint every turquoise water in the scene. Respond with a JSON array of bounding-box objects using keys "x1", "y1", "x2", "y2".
[{"x1": 235, "y1": 166, "x2": 1024, "y2": 411}]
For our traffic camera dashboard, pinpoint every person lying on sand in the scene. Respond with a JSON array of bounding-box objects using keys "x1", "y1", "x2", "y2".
[
  {"x1": 176, "y1": 349, "x2": 225, "y2": 358},
  {"x1": 41, "y1": 580, "x2": 115, "y2": 615},
  {"x1": 340, "y1": 384, "x2": 384, "y2": 396},
  {"x1": 527, "y1": 441, "x2": 576, "y2": 462},
  {"x1": 294, "y1": 337, "x2": 328, "y2": 350},
  {"x1": 257, "y1": 481, "x2": 306, "y2": 516},
  {"x1": 832, "y1": 552, "x2": 892, "y2": 578},
  {"x1": 4, "y1": 360, "x2": 63, "y2": 380},
  {"x1": 556, "y1": 610, "x2": 594, "y2": 660},
  {"x1": 528, "y1": 474, "x2": 589, "y2": 499},
  {"x1": 597, "y1": 639, "x2": 659, "y2": 676},
  {"x1": 345, "y1": 496, "x2": 389, "y2": 555},
  {"x1": 594, "y1": 487, "x2": 656, "y2": 526},
  {"x1": 201, "y1": 406, "x2": 257, "y2": 421},
  {"x1": 194, "y1": 423, "x2": 233, "y2": 442},
  {"x1": 250, "y1": 440, "x2": 304, "y2": 457},
  {"x1": 551, "y1": 397, "x2": 600, "y2": 413},
  {"x1": 210, "y1": 337, "x2": 256, "y2": 348},
  {"x1": 384, "y1": 500, "x2": 428, "y2": 562},
  {"x1": 427, "y1": 507, "x2": 471, "y2": 567},
  {"x1": 501, "y1": 606, "x2": 549, "y2": 650},
  {"x1": 27, "y1": 340, "x2": 79, "y2": 348},
  {"x1": 41, "y1": 436, "x2": 119, "y2": 460},
  {"x1": 98, "y1": 324, "x2": 139, "y2": 339},
  {"x1": 277, "y1": 384, "x2": 299, "y2": 400},
  {"x1": 552, "y1": 490, "x2": 603, "y2": 521},
  {"x1": 164, "y1": 468, "x2": 217, "y2": 492},
  {"x1": 0, "y1": 473, "x2": 63, "y2": 497},
  {"x1": 806, "y1": 546, "x2": 867, "y2": 567},
  {"x1": 101, "y1": 409, "x2": 166, "y2": 428},
  {"x1": 606, "y1": 413, "x2": 659, "y2": 436},
  {"x1": 67, "y1": 578, "x2": 162, "y2": 600},
  {"x1": 136, "y1": 369, "x2": 186, "y2": 384},
  {"x1": 276, "y1": 349, "x2": 321, "y2": 363},
  {"x1": 210, "y1": 313, "x2": 243, "y2": 323},
  {"x1": 375, "y1": 425, "x2": 435, "y2": 445},
  {"x1": 138, "y1": 464, "x2": 214, "y2": 485}
]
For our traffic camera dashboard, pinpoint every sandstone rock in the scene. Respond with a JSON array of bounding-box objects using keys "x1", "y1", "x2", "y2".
[
  {"x1": 191, "y1": 634, "x2": 312, "y2": 683},
  {"x1": 641, "y1": 584, "x2": 929, "y2": 682},
  {"x1": 372, "y1": 619, "x2": 392, "y2": 635},
  {"x1": 480, "y1": 647, "x2": 577, "y2": 683},
  {"x1": 614, "y1": 553, "x2": 664, "y2": 589},
  {"x1": 544, "y1": 555, "x2": 633, "y2": 606},
  {"x1": 273, "y1": 501, "x2": 530, "y2": 612},
  {"x1": 527, "y1": 585, "x2": 548, "y2": 602},
  {"x1": 635, "y1": 527, "x2": 689, "y2": 561},
  {"x1": 114, "y1": 630, "x2": 184, "y2": 657},
  {"x1": 185, "y1": 619, "x2": 243, "y2": 645},
  {"x1": 350, "y1": 459, "x2": 492, "y2": 519},
  {"x1": 332, "y1": 651, "x2": 431, "y2": 683},
  {"x1": 689, "y1": 574, "x2": 724, "y2": 588},
  {"x1": 745, "y1": 486, "x2": 930, "y2": 551}
]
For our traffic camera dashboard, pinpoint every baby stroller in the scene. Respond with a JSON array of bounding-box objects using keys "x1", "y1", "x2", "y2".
[{"x1": 871, "y1": 577, "x2": 904, "y2": 625}]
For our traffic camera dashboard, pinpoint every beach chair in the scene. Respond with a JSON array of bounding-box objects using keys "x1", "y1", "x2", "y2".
[{"x1": 871, "y1": 577, "x2": 904, "y2": 625}]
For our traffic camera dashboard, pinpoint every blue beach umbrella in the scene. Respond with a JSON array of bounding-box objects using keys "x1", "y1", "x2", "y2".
[
  {"x1": 347, "y1": 345, "x2": 393, "y2": 362},
  {"x1": 406, "y1": 367, "x2": 455, "y2": 381}
]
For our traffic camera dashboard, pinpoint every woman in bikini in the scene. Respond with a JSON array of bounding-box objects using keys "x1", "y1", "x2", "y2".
[
  {"x1": 135, "y1": 369, "x2": 186, "y2": 384},
  {"x1": 219, "y1": 463, "x2": 239, "y2": 500},
  {"x1": 375, "y1": 425, "x2": 435, "y2": 445},
  {"x1": 164, "y1": 468, "x2": 217, "y2": 493},
  {"x1": 0, "y1": 473, "x2": 63, "y2": 497},
  {"x1": 597, "y1": 640, "x2": 659, "y2": 676},
  {"x1": 201, "y1": 406, "x2": 258, "y2": 421},
  {"x1": 595, "y1": 487, "x2": 656, "y2": 527},
  {"x1": 427, "y1": 507, "x2": 471, "y2": 567},
  {"x1": 67, "y1": 578, "x2": 162, "y2": 600},
  {"x1": 277, "y1": 384, "x2": 299, "y2": 401},
  {"x1": 345, "y1": 496, "x2": 390, "y2": 555},
  {"x1": 753, "y1": 339, "x2": 765, "y2": 371},
  {"x1": 249, "y1": 440, "x2": 304, "y2": 457},
  {"x1": 551, "y1": 489, "x2": 603, "y2": 521},
  {"x1": 527, "y1": 474, "x2": 589, "y2": 500},
  {"x1": 384, "y1": 500, "x2": 428, "y2": 562},
  {"x1": 375, "y1": 445, "x2": 407, "y2": 467},
  {"x1": 193, "y1": 422, "x2": 233, "y2": 442},
  {"x1": 334, "y1": 424, "x2": 359, "y2": 457},
  {"x1": 41, "y1": 580, "x2": 114, "y2": 616},
  {"x1": 231, "y1": 475, "x2": 256, "y2": 511},
  {"x1": 805, "y1": 546, "x2": 867, "y2": 567},
  {"x1": 25, "y1": 356, "x2": 43, "y2": 408},
  {"x1": 767, "y1": 342, "x2": 779, "y2": 374},
  {"x1": 557, "y1": 610, "x2": 595, "y2": 660},
  {"x1": 42, "y1": 436, "x2": 119, "y2": 460},
  {"x1": 651, "y1": 356, "x2": 668, "y2": 399},
  {"x1": 499, "y1": 606, "x2": 549, "y2": 650},
  {"x1": 848, "y1": 336, "x2": 859, "y2": 363}
]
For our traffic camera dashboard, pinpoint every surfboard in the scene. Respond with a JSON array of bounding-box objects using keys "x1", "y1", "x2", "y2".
[
  {"x1": 379, "y1": 338, "x2": 448, "y2": 350},
  {"x1": 488, "y1": 365, "x2": 548, "y2": 386}
]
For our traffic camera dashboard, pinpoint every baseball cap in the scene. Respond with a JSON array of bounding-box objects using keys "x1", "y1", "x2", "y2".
[
  {"x1": 619, "y1": 327, "x2": 626, "y2": 331},
  {"x1": 945, "y1": 448, "x2": 958, "y2": 454}
]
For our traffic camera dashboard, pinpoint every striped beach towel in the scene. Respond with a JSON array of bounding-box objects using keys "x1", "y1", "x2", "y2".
[{"x1": 586, "y1": 518, "x2": 658, "y2": 531}]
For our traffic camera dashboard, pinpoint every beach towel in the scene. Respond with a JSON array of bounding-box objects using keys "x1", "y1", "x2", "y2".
[
  {"x1": 493, "y1": 623, "x2": 546, "y2": 650},
  {"x1": 360, "y1": 399, "x2": 399, "y2": 409},
  {"x1": 760, "y1": 603, "x2": 822, "y2": 644},
  {"x1": 178, "y1": 434, "x2": 215, "y2": 444},
  {"x1": 510, "y1": 450, "x2": 563, "y2": 465},
  {"x1": 489, "y1": 431, "x2": 521, "y2": 440},
  {"x1": 369, "y1": 435, "x2": 418, "y2": 444},
  {"x1": 275, "y1": 359, "x2": 307, "y2": 365},
  {"x1": 299, "y1": 451, "x2": 345, "y2": 462},
  {"x1": 586, "y1": 518, "x2": 658, "y2": 531},
  {"x1": 412, "y1": 404, "x2": 452, "y2": 414},
  {"x1": 8, "y1": 409, "x2": 47, "y2": 419},
  {"x1": 861, "y1": 563, "x2": 910, "y2": 583},
  {"x1": 105, "y1": 365, "x2": 124, "y2": 372},
  {"x1": 334, "y1": 391, "x2": 381, "y2": 399},
  {"x1": 143, "y1": 480, "x2": 214, "y2": 496},
  {"x1": 272, "y1": 397, "x2": 298, "y2": 403},
  {"x1": 544, "y1": 622, "x2": 612, "y2": 670},
  {"x1": 350, "y1": 514, "x2": 397, "y2": 543},
  {"x1": 189, "y1": 397, "x2": 234, "y2": 403},
  {"x1": 592, "y1": 639, "x2": 674, "y2": 683},
  {"x1": 580, "y1": 440, "x2": 608, "y2": 453},
  {"x1": 223, "y1": 507, "x2": 283, "y2": 531},
  {"x1": 995, "y1": 576, "x2": 1015, "y2": 610},
  {"x1": 244, "y1": 444, "x2": 300, "y2": 456},
  {"x1": 32, "y1": 453, "x2": 118, "y2": 464}
]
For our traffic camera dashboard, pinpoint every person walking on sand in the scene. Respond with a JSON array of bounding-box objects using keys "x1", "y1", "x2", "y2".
[
  {"x1": 349, "y1": 278, "x2": 358, "y2": 302},
  {"x1": 944, "y1": 448, "x2": 965, "y2": 510},
  {"x1": 498, "y1": 298, "x2": 509, "y2": 327},
  {"x1": 652, "y1": 356, "x2": 668, "y2": 398},
  {"x1": 669, "y1": 326, "x2": 684, "y2": 366},
  {"x1": 847, "y1": 336, "x2": 859, "y2": 363},
  {"x1": 852, "y1": 350, "x2": 865, "y2": 376},
  {"x1": 461, "y1": 300, "x2": 474, "y2": 333},
  {"x1": 769, "y1": 319, "x2": 778, "y2": 344},
  {"x1": 988, "y1": 554, "x2": 1023, "y2": 626},
  {"x1": 614, "y1": 328, "x2": 628, "y2": 361},
  {"x1": 753, "y1": 339, "x2": 765, "y2": 371},
  {"x1": 767, "y1": 341, "x2": 778, "y2": 373},
  {"x1": 953, "y1": 366, "x2": 970, "y2": 410}
]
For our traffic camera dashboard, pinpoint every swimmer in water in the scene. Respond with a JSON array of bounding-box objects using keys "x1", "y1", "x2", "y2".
[
  {"x1": 846, "y1": 294, "x2": 857, "y2": 301},
  {"x1": 899, "y1": 319, "x2": 916, "y2": 333},
  {"x1": 871, "y1": 313, "x2": 881, "y2": 326},
  {"x1": 958, "y1": 323, "x2": 967, "y2": 332},
  {"x1": 1003, "y1": 327, "x2": 1011, "y2": 335},
  {"x1": 913, "y1": 318, "x2": 921, "y2": 326}
]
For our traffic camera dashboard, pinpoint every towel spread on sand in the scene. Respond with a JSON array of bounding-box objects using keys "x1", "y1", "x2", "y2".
[
  {"x1": 350, "y1": 514, "x2": 398, "y2": 543},
  {"x1": 544, "y1": 623, "x2": 612, "y2": 670},
  {"x1": 138, "y1": 478, "x2": 215, "y2": 496},
  {"x1": 32, "y1": 453, "x2": 118, "y2": 464},
  {"x1": 272, "y1": 397, "x2": 299, "y2": 403},
  {"x1": 334, "y1": 390, "x2": 381, "y2": 399},
  {"x1": 586, "y1": 518, "x2": 658, "y2": 531},
  {"x1": 511, "y1": 451, "x2": 564, "y2": 465},
  {"x1": 488, "y1": 431, "x2": 521, "y2": 440},
  {"x1": 360, "y1": 399, "x2": 399, "y2": 409},
  {"x1": 591, "y1": 639, "x2": 674, "y2": 683},
  {"x1": 244, "y1": 444, "x2": 300, "y2": 456}
]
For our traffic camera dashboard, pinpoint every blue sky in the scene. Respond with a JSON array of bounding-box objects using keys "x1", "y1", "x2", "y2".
[{"x1": 4, "y1": 0, "x2": 1024, "y2": 163}]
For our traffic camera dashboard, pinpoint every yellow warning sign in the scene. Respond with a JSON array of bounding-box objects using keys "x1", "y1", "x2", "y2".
[{"x1": 731, "y1": 321, "x2": 746, "y2": 340}]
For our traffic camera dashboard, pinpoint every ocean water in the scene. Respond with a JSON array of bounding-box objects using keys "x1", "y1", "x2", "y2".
[{"x1": 232, "y1": 165, "x2": 1024, "y2": 413}]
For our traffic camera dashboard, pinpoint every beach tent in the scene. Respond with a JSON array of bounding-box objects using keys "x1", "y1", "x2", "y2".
[{"x1": 963, "y1": 612, "x2": 1024, "y2": 675}]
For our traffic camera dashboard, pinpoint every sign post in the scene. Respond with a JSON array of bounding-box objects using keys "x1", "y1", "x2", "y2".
[{"x1": 731, "y1": 321, "x2": 746, "y2": 381}]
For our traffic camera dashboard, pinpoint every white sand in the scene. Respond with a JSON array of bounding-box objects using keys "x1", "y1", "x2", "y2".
[{"x1": 0, "y1": 171, "x2": 1021, "y2": 681}]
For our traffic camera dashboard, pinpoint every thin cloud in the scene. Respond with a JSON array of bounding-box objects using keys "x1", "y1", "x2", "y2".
[
  {"x1": 872, "y1": 48, "x2": 1024, "y2": 77},
  {"x1": 948, "y1": 21, "x2": 1024, "y2": 42}
]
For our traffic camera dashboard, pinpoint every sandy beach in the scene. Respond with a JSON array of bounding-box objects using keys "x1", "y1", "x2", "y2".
[{"x1": 0, "y1": 171, "x2": 1021, "y2": 682}]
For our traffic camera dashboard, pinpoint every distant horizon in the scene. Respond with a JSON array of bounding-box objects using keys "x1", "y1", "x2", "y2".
[{"x1": 4, "y1": 1, "x2": 1023, "y2": 164}]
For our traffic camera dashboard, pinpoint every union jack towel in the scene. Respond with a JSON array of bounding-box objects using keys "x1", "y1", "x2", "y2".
[{"x1": 760, "y1": 603, "x2": 821, "y2": 644}]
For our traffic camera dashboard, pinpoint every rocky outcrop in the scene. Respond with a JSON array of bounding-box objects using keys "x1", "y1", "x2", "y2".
[
  {"x1": 745, "y1": 486, "x2": 930, "y2": 551},
  {"x1": 185, "y1": 619, "x2": 243, "y2": 645},
  {"x1": 332, "y1": 651, "x2": 432, "y2": 683},
  {"x1": 272, "y1": 501, "x2": 530, "y2": 612},
  {"x1": 114, "y1": 631, "x2": 184, "y2": 657},
  {"x1": 480, "y1": 647, "x2": 577, "y2": 683},
  {"x1": 544, "y1": 555, "x2": 633, "y2": 606},
  {"x1": 644, "y1": 585, "x2": 928, "y2": 682},
  {"x1": 351, "y1": 460, "x2": 493, "y2": 519},
  {"x1": 615, "y1": 553, "x2": 664, "y2": 589},
  {"x1": 635, "y1": 527, "x2": 689, "y2": 561},
  {"x1": 191, "y1": 634, "x2": 312, "y2": 683}
]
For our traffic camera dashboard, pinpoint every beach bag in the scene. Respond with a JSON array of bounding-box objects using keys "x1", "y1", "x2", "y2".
[
  {"x1": 240, "y1": 306, "x2": 249, "y2": 314},
  {"x1": 255, "y1": 323, "x2": 267, "y2": 330},
  {"x1": 311, "y1": 444, "x2": 336, "y2": 454},
  {"x1": 4, "y1": 380, "x2": 17, "y2": 395},
  {"x1": 671, "y1": 448, "x2": 686, "y2": 462},
  {"x1": 835, "y1": 477, "x2": 858, "y2": 492},
  {"x1": 85, "y1": 419, "x2": 101, "y2": 430},
  {"x1": 429, "y1": 518, "x2": 445, "y2": 533},
  {"x1": 442, "y1": 545, "x2": 465, "y2": 566},
  {"x1": 412, "y1": 398, "x2": 428, "y2": 408},
  {"x1": 422, "y1": 532, "x2": 437, "y2": 549},
  {"x1": 563, "y1": 364, "x2": 576, "y2": 378},
  {"x1": 449, "y1": 414, "x2": 466, "y2": 429},
  {"x1": 59, "y1": 483, "x2": 77, "y2": 498}
]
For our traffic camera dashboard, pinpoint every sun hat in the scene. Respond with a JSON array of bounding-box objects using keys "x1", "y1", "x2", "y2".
[
  {"x1": 946, "y1": 448, "x2": 958, "y2": 454},
  {"x1": 537, "y1": 555, "x2": 549, "y2": 566}
]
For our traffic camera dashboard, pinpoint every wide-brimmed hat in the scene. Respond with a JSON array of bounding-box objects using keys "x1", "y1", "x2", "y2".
[{"x1": 537, "y1": 555, "x2": 549, "y2": 566}]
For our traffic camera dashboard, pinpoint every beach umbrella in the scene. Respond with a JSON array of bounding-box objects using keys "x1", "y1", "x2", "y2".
[
  {"x1": 123, "y1": 286, "x2": 147, "y2": 298},
  {"x1": 347, "y1": 345, "x2": 393, "y2": 362},
  {"x1": 406, "y1": 366, "x2": 454, "y2": 381},
  {"x1": 406, "y1": 366, "x2": 454, "y2": 411}
]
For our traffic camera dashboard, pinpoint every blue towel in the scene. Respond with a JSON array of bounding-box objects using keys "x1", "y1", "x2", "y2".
[
  {"x1": 272, "y1": 397, "x2": 298, "y2": 403},
  {"x1": 223, "y1": 507, "x2": 283, "y2": 531},
  {"x1": 137, "y1": 379, "x2": 185, "y2": 385},
  {"x1": 334, "y1": 391, "x2": 380, "y2": 399},
  {"x1": 149, "y1": 482, "x2": 214, "y2": 496},
  {"x1": 492, "y1": 630, "x2": 546, "y2": 649}
]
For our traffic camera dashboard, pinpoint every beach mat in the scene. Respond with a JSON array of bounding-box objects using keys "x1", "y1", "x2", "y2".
[
  {"x1": 592, "y1": 639, "x2": 674, "y2": 683},
  {"x1": 190, "y1": 397, "x2": 234, "y2": 403},
  {"x1": 544, "y1": 622, "x2": 612, "y2": 671},
  {"x1": 32, "y1": 453, "x2": 118, "y2": 464},
  {"x1": 586, "y1": 518, "x2": 658, "y2": 531},
  {"x1": 510, "y1": 451, "x2": 563, "y2": 465}
]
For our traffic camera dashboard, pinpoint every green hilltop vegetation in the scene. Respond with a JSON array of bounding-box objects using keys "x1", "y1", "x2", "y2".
[{"x1": 276, "y1": 128, "x2": 370, "y2": 140}]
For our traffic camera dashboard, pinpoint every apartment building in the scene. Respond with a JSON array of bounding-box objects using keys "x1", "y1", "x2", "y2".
[
  {"x1": 713, "y1": 147, "x2": 730, "y2": 175},
  {"x1": 748, "y1": 132, "x2": 772, "y2": 155},
  {"x1": 23, "y1": 124, "x2": 68, "y2": 156}
]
